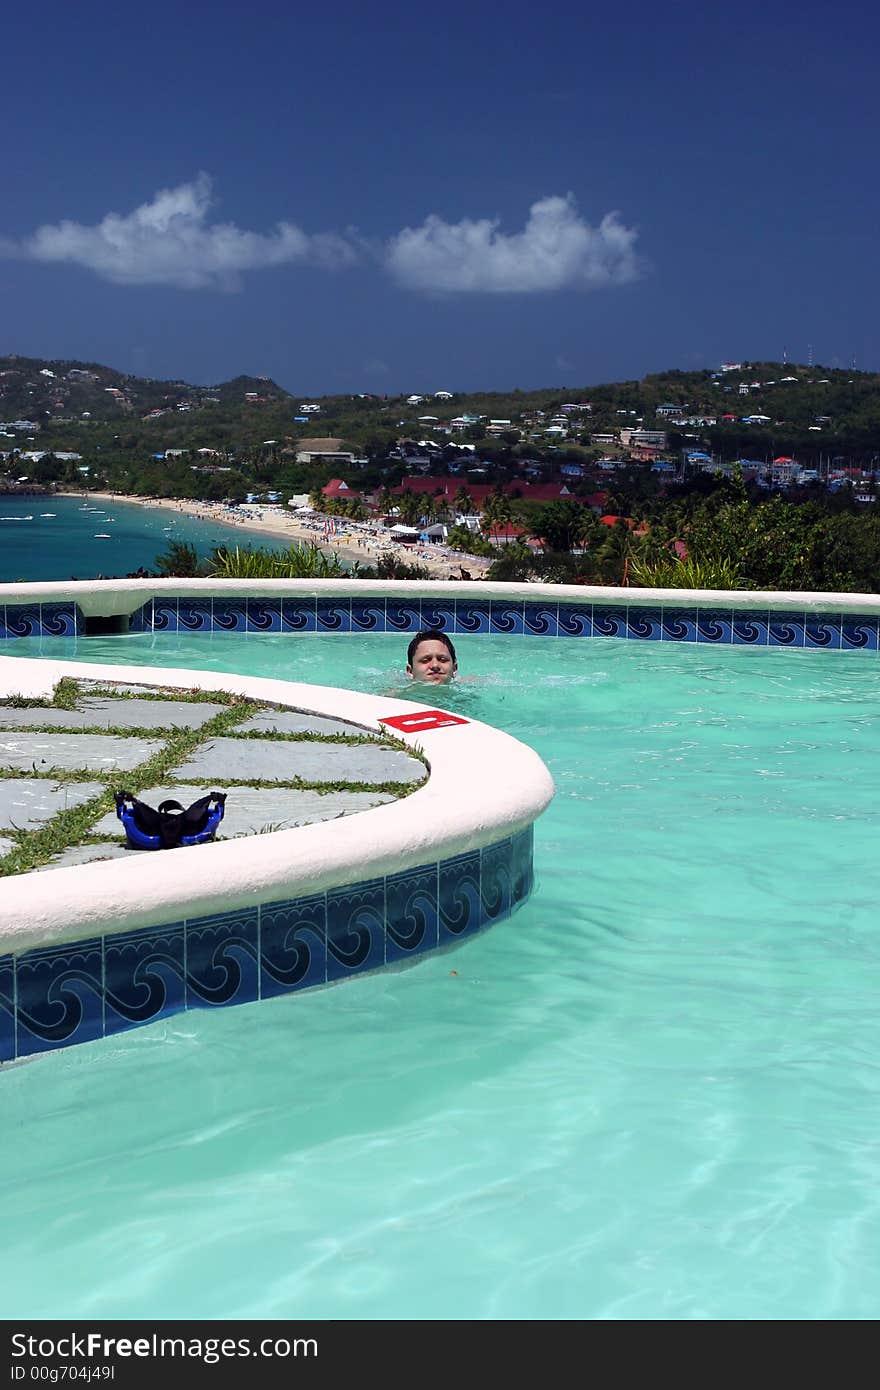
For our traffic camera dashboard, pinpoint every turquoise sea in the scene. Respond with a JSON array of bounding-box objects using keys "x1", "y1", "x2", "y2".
[{"x1": 0, "y1": 494, "x2": 257, "y2": 582}]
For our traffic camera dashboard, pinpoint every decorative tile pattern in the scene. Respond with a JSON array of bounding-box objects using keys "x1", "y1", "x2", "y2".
[
  {"x1": 315, "y1": 598, "x2": 352, "y2": 633},
  {"x1": 104, "y1": 922, "x2": 185, "y2": 1035},
  {"x1": 246, "y1": 600, "x2": 283, "y2": 633},
  {"x1": 661, "y1": 608, "x2": 698, "y2": 642},
  {"x1": 523, "y1": 602, "x2": 558, "y2": 637},
  {"x1": 281, "y1": 598, "x2": 317, "y2": 632},
  {"x1": 454, "y1": 602, "x2": 491, "y2": 634},
  {"x1": 39, "y1": 603, "x2": 79, "y2": 637},
  {"x1": 185, "y1": 906, "x2": 259, "y2": 1009},
  {"x1": 805, "y1": 617, "x2": 842, "y2": 650},
  {"x1": 0, "y1": 954, "x2": 14, "y2": 1062},
  {"x1": 351, "y1": 598, "x2": 386, "y2": 632},
  {"x1": 557, "y1": 604, "x2": 593, "y2": 638},
  {"x1": 696, "y1": 607, "x2": 734, "y2": 644},
  {"x1": 211, "y1": 600, "x2": 249, "y2": 633},
  {"x1": 260, "y1": 894, "x2": 326, "y2": 997},
  {"x1": 592, "y1": 605, "x2": 630, "y2": 639},
  {"x1": 385, "y1": 599, "x2": 423, "y2": 633},
  {"x1": 439, "y1": 850, "x2": 482, "y2": 944},
  {"x1": 3, "y1": 605, "x2": 41, "y2": 639},
  {"x1": 841, "y1": 616, "x2": 879, "y2": 651},
  {"x1": 732, "y1": 613, "x2": 768, "y2": 645},
  {"x1": 419, "y1": 599, "x2": 456, "y2": 633},
  {"x1": 480, "y1": 839, "x2": 512, "y2": 927},
  {"x1": 386, "y1": 865, "x2": 439, "y2": 962},
  {"x1": 490, "y1": 601, "x2": 526, "y2": 635},
  {"x1": 626, "y1": 606, "x2": 663, "y2": 641},
  {"x1": 768, "y1": 610, "x2": 805, "y2": 647},
  {"x1": 15, "y1": 938, "x2": 104, "y2": 1057},
  {"x1": 176, "y1": 599, "x2": 212, "y2": 633},
  {"x1": 1, "y1": 829, "x2": 536, "y2": 1061},
  {"x1": 326, "y1": 878, "x2": 385, "y2": 978},
  {"x1": 151, "y1": 598, "x2": 179, "y2": 633},
  {"x1": 511, "y1": 825, "x2": 534, "y2": 907}
]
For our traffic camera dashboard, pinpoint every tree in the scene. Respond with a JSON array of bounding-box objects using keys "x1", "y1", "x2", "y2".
[{"x1": 454, "y1": 486, "x2": 474, "y2": 517}]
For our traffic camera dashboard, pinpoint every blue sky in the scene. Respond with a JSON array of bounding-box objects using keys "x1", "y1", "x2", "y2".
[{"x1": 3, "y1": 0, "x2": 876, "y2": 394}]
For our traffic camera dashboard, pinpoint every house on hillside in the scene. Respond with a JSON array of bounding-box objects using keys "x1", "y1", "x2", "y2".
[
  {"x1": 295, "y1": 438, "x2": 362, "y2": 465},
  {"x1": 321, "y1": 478, "x2": 359, "y2": 501}
]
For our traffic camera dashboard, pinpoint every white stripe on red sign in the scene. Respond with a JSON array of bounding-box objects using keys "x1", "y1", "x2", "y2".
[{"x1": 379, "y1": 710, "x2": 470, "y2": 732}]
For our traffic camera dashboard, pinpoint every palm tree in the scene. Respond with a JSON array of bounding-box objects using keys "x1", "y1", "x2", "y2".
[
  {"x1": 397, "y1": 490, "x2": 423, "y2": 527},
  {"x1": 454, "y1": 485, "x2": 474, "y2": 517}
]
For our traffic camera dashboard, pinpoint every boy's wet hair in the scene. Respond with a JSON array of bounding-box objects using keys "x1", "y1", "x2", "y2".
[{"x1": 406, "y1": 629, "x2": 457, "y2": 667}]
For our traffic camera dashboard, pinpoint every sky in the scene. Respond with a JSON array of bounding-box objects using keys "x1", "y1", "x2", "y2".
[{"x1": 3, "y1": 0, "x2": 878, "y2": 395}]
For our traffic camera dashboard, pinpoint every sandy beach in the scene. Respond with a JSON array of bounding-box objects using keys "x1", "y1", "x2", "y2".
[{"x1": 60, "y1": 492, "x2": 492, "y2": 580}]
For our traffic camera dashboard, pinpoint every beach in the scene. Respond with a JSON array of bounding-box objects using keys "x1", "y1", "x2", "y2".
[{"x1": 61, "y1": 492, "x2": 492, "y2": 580}]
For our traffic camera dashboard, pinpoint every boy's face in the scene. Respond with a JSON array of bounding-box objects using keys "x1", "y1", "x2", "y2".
[{"x1": 407, "y1": 638, "x2": 457, "y2": 684}]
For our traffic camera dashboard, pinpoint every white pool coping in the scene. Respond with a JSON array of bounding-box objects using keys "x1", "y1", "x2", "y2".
[
  {"x1": 0, "y1": 653, "x2": 555, "y2": 955},
  {"x1": 3, "y1": 575, "x2": 880, "y2": 616}
]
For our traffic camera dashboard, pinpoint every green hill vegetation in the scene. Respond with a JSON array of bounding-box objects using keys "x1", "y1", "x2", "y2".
[{"x1": 3, "y1": 353, "x2": 880, "y2": 592}]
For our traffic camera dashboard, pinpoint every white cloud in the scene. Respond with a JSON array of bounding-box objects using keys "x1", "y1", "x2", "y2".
[
  {"x1": 385, "y1": 194, "x2": 642, "y2": 293},
  {"x1": 14, "y1": 174, "x2": 359, "y2": 289}
]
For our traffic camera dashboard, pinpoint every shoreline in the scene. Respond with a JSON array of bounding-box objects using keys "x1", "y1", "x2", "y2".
[{"x1": 57, "y1": 491, "x2": 492, "y2": 580}]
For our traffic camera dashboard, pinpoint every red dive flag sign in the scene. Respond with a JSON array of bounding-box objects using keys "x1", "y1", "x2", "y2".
[{"x1": 379, "y1": 709, "x2": 470, "y2": 733}]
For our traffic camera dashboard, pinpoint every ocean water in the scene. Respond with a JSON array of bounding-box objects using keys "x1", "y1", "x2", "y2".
[
  {"x1": 2, "y1": 632, "x2": 880, "y2": 1319},
  {"x1": 0, "y1": 494, "x2": 257, "y2": 582}
]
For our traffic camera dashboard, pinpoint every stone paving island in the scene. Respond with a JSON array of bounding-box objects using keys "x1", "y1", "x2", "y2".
[{"x1": 0, "y1": 679, "x2": 427, "y2": 874}]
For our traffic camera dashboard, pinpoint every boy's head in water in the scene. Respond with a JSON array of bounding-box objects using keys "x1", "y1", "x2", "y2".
[{"x1": 406, "y1": 630, "x2": 458, "y2": 685}]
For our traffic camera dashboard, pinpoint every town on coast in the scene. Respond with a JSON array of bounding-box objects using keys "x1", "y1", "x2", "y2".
[{"x1": 66, "y1": 491, "x2": 494, "y2": 580}]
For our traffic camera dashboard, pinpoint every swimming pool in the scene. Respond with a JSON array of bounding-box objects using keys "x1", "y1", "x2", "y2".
[{"x1": 3, "y1": 627, "x2": 880, "y2": 1320}]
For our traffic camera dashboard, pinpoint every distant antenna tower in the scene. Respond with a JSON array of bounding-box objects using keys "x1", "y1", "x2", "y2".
[
  {"x1": 808, "y1": 343, "x2": 814, "y2": 367},
  {"x1": 852, "y1": 353, "x2": 857, "y2": 370},
  {"x1": 782, "y1": 346, "x2": 788, "y2": 365}
]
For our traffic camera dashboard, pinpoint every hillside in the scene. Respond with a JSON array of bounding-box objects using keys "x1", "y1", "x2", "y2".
[{"x1": 2, "y1": 354, "x2": 880, "y2": 466}]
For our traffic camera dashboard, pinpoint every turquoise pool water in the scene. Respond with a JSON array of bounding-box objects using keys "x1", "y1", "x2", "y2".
[{"x1": 3, "y1": 632, "x2": 880, "y2": 1320}]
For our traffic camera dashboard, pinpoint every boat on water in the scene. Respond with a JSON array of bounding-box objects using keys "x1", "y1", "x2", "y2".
[
  {"x1": 1, "y1": 515, "x2": 33, "y2": 521},
  {"x1": 94, "y1": 533, "x2": 112, "y2": 539},
  {"x1": 39, "y1": 512, "x2": 56, "y2": 517}
]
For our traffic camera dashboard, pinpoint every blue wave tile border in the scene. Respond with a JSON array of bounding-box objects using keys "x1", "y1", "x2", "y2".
[
  {"x1": 0, "y1": 828, "x2": 536, "y2": 1063},
  {"x1": 558, "y1": 603, "x2": 593, "y2": 638},
  {"x1": 661, "y1": 607, "x2": 698, "y2": 642},
  {"x1": 246, "y1": 599, "x2": 283, "y2": 633},
  {"x1": 732, "y1": 613, "x2": 769, "y2": 645},
  {"x1": 841, "y1": 616, "x2": 879, "y2": 651},
  {"x1": 696, "y1": 606, "x2": 734, "y2": 645},
  {"x1": 419, "y1": 599, "x2": 456, "y2": 633},
  {"x1": 0, "y1": 954, "x2": 13, "y2": 1064},
  {"x1": 15, "y1": 937, "x2": 104, "y2": 1058},
  {"x1": 2, "y1": 595, "x2": 877, "y2": 654},
  {"x1": 768, "y1": 609, "x2": 805, "y2": 647},
  {"x1": 39, "y1": 603, "x2": 80, "y2": 637},
  {"x1": 626, "y1": 606, "x2": 663, "y2": 641},
  {"x1": 805, "y1": 617, "x2": 842, "y2": 650}
]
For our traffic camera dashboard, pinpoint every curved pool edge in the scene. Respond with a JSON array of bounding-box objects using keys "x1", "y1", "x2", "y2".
[{"x1": 0, "y1": 654, "x2": 554, "y2": 1063}]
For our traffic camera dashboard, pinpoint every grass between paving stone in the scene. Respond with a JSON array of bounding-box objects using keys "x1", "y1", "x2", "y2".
[
  {"x1": 0, "y1": 677, "x2": 83, "y2": 711},
  {"x1": 0, "y1": 723, "x2": 397, "y2": 747},
  {"x1": 0, "y1": 696, "x2": 427, "y2": 876},
  {"x1": 81, "y1": 684, "x2": 259, "y2": 705}
]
